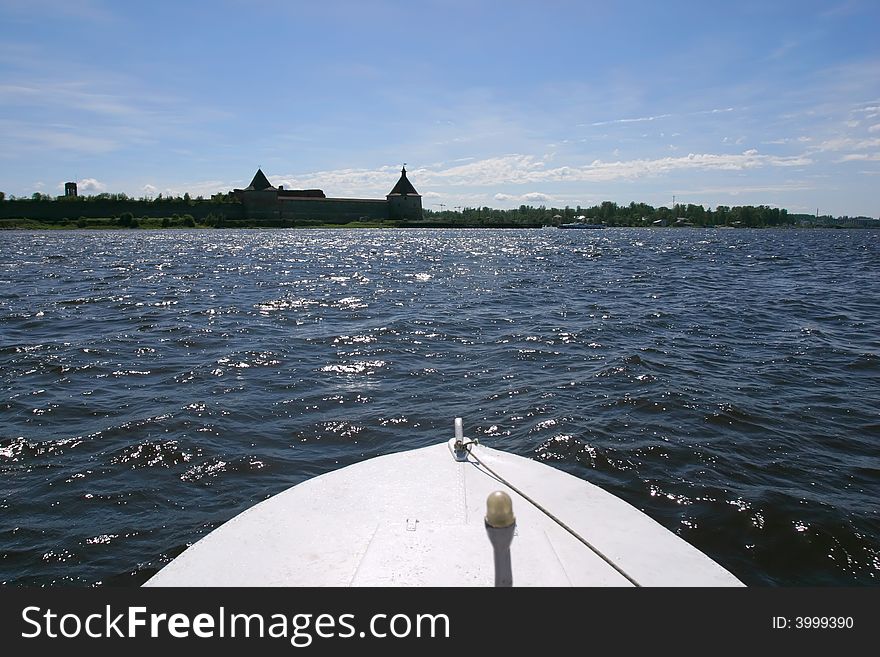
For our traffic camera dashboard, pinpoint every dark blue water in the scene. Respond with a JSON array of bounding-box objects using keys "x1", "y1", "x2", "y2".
[{"x1": 1, "y1": 228, "x2": 878, "y2": 586}]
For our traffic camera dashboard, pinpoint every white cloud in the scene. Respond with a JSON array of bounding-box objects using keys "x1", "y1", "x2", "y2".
[
  {"x1": 78, "y1": 177, "x2": 106, "y2": 193},
  {"x1": 816, "y1": 137, "x2": 880, "y2": 151},
  {"x1": 868, "y1": 124, "x2": 880, "y2": 133},
  {"x1": 590, "y1": 113, "x2": 672, "y2": 127},
  {"x1": 416, "y1": 151, "x2": 812, "y2": 187},
  {"x1": 429, "y1": 155, "x2": 546, "y2": 185},
  {"x1": 838, "y1": 153, "x2": 880, "y2": 162},
  {"x1": 123, "y1": 147, "x2": 818, "y2": 203},
  {"x1": 581, "y1": 151, "x2": 808, "y2": 181},
  {"x1": 490, "y1": 191, "x2": 554, "y2": 206},
  {"x1": 98, "y1": 149, "x2": 820, "y2": 203},
  {"x1": 585, "y1": 107, "x2": 735, "y2": 128},
  {"x1": 763, "y1": 136, "x2": 813, "y2": 145},
  {"x1": 272, "y1": 166, "x2": 399, "y2": 196},
  {"x1": 219, "y1": 150, "x2": 815, "y2": 203}
]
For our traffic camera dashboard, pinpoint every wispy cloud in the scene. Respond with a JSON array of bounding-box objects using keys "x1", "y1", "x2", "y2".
[
  {"x1": 228, "y1": 150, "x2": 815, "y2": 200},
  {"x1": 837, "y1": 153, "x2": 880, "y2": 162},
  {"x1": 1, "y1": 0, "x2": 114, "y2": 22},
  {"x1": 763, "y1": 136, "x2": 813, "y2": 145},
  {"x1": 0, "y1": 82, "x2": 142, "y2": 117},
  {"x1": 418, "y1": 151, "x2": 811, "y2": 187},
  {"x1": 0, "y1": 65, "x2": 232, "y2": 163},
  {"x1": 855, "y1": 105, "x2": 880, "y2": 120},
  {"x1": 819, "y1": 0, "x2": 867, "y2": 19},
  {"x1": 768, "y1": 40, "x2": 800, "y2": 61},
  {"x1": 272, "y1": 166, "x2": 401, "y2": 197},
  {"x1": 0, "y1": 119, "x2": 122, "y2": 154},
  {"x1": 816, "y1": 137, "x2": 880, "y2": 151},
  {"x1": 0, "y1": 79, "x2": 225, "y2": 123},
  {"x1": 589, "y1": 114, "x2": 672, "y2": 127},
  {"x1": 586, "y1": 107, "x2": 735, "y2": 128}
]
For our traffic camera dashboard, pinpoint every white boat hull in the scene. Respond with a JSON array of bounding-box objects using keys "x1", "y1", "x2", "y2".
[{"x1": 145, "y1": 440, "x2": 743, "y2": 587}]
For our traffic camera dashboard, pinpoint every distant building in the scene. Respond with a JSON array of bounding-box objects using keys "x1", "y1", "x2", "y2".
[
  {"x1": 64, "y1": 182, "x2": 77, "y2": 197},
  {"x1": 231, "y1": 166, "x2": 423, "y2": 222},
  {"x1": 385, "y1": 166, "x2": 423, "y2": 220}
]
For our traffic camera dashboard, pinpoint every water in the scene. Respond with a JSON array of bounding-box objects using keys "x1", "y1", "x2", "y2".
[{"x1": 1, "y1": 228, "x2": 878, "y2": 586}]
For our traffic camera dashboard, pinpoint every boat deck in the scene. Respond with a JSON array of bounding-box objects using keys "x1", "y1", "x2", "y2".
[{"x1": 144, "y1": 441, "x2": 743, "y2": 587}]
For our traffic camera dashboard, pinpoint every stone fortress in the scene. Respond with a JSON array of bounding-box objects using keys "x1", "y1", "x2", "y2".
[
  {"x1": 231, "y1": 165, "x2": 423, "y2": 222},
  {"x1": 0, "y1": 165, "x2": 423, "y2": 226}
]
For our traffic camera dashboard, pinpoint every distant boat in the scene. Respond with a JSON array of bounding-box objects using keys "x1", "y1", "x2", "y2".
[{"x1": 558, "y1": 222, "x2": 605, "y2": 229}]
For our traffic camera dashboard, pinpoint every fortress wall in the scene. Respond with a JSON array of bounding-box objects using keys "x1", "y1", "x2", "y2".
[{"x1": 277, "y1": 198, "x2": 389, "y2": 222}]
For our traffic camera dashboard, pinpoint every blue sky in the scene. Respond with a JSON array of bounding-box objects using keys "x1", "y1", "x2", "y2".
[{"x1": 1, "y1": 0, "x2": 878, "y2": 216}]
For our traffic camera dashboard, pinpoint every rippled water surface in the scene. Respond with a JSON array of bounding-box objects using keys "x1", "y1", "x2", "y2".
[{"x1": 1, "y1": 228, "x2": 878, "y2": 586}]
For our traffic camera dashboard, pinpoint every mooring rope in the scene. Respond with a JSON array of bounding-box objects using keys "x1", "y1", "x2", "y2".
[{"x1": 459, "y1": 439, "x2": 642, "y2": 587}]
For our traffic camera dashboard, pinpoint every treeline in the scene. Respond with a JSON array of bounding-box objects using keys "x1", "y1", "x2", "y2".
[
  {"x1": 424, "y1": 201, "x2": 795, "y2": 227},
  {"x1": 6, "y1": 191, "x2": 238, "y2": 204},
  {"x1": 1, "y1": 192, "x2": 875, "y2": 229},
  {"x1": 0, "y1": 193, "x2": 245, "y2": 226}
]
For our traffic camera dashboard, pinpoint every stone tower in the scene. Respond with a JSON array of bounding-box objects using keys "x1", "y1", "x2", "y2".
[
  {"x1": 386, "y1": 165, "x2": 422, "y2": 220},
  {"x1": 238, "y1": 168, "x2": 278, "y2": 218}
]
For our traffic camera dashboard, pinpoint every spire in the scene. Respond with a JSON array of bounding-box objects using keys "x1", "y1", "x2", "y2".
[
  {"x1": 245, "y1": 168, "x2": 275, "y2": 191},
  {"x1": 388, "y1": 164, "x2": 419, "y2": 196}
]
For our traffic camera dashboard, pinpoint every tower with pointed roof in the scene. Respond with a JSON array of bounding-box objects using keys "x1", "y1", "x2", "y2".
[
  {"x1": 244, "y1": 168, "x2": 275, "y2": 191},
  {"x1": 232, "y1": 168, "x2": 280, "y2": 218},
  {"x1": 386, "y1": 165, "x2": 423, "y2": 221}
]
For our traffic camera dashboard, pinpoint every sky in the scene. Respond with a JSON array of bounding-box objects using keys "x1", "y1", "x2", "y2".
[{"x1": 1, "y1": 0, "x2": 878, "y2": 217}]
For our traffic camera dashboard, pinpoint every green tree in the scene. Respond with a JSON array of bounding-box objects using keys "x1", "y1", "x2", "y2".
[{"x1": 600, "y1": 200, "x2": 618, "y2": 220}]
